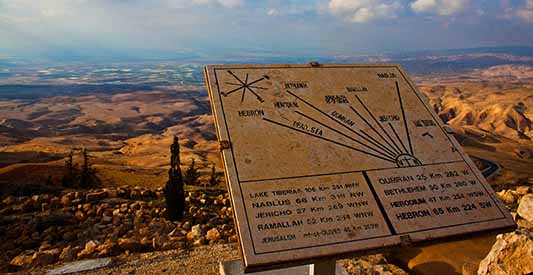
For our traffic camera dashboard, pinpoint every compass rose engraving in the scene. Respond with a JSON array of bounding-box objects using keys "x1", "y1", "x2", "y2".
[{"x1": 222, "y1": 70, "x2": 269, "y2": 103}]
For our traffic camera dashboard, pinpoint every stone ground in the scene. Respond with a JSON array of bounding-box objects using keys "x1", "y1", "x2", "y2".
[
  {"x1": 9, "y1": 244, "x2": 238, "y2": 275},
  {"x1": 12, "y1": 244, "x2": 410, "y2": 275},
  {"x1": 2, "y1": 185, "x2": 531, "y2": 275}
]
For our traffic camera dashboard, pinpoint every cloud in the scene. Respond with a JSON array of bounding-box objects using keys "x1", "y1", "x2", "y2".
[
  {"x1": 328, "y1": 0, "x2": 402, "y2": 23},
  {"x1": 516, "y1": 0, "x2": 533, "y2": 22},
  {"x1": 192, "y1": 0, "x2": 244, "y2": 8},
  {"x1": 266, "y1": 8, "x2": 280, "y2": 16},
  {"x1": 411, "y1": 0, "x2": 469, "y2": 16}
]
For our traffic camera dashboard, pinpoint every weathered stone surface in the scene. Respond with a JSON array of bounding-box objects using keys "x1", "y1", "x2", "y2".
[
  {"x1": 478, "y1": 229, "x2": 533, "y2": 275},
  {"x1": 518, "y1": 194, "x2": 533, "y2": 223}
]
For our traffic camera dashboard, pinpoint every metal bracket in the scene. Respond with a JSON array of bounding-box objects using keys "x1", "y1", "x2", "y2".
[
  {"x1": 309, "y1": 61, "x2": 321, "y2": 67},
  {"x1": 219, "y1": 140, "x2": 231, "y2": 151}
]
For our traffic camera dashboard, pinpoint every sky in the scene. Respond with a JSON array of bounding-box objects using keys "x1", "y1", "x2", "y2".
[{"x1": 1, "y1": 0, "x2": 533, "y2": 60}]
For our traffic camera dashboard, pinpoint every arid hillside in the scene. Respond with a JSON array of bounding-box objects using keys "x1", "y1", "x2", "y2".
[
  {"x1": 0, "y1": 85, "x2": 220, "y2": 193},
  {"x1": 0, "y1": 65, "x2": 532, "y2": 196}
]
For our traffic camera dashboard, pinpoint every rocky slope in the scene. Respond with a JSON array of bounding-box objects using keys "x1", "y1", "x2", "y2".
[
  {"x1": 477, "y1": 188, "x2": 533, "y2": 275},
  {"x1": 1, "y1": 186, "x2": 235, "y2": 273}
]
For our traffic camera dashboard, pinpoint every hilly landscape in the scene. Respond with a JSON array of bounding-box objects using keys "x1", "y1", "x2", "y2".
[{"x1": 0, "y1": 50, "x2": 532, "y2": 274}]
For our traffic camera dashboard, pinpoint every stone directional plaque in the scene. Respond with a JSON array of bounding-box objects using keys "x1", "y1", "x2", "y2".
[{"x1": 204, "y1": 64, "x2": 515, "y2": 270}]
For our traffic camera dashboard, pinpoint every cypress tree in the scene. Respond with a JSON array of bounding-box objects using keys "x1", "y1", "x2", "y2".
[{"x1": 164, "y1": 136, "x2": 185, "y2": 221}]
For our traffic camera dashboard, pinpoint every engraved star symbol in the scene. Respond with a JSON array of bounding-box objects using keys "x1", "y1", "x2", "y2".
[{"x1": 222, "y1": 70, "x2": 269, "y2": 103}]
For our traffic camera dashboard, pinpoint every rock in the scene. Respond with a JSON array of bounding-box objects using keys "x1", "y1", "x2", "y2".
[
  {"x1": 206, "y1": 228, "x2": 221, "y2": 241},
  {"x1": 118, "y1": 238, "x2": 144, "y2": 252},
  {"x1": 2, "y1": 196, "x2": 15, "y2": 206},
  {"x1": 140, "y1": 190, "x2": 153, "y2": 197},
  {"x1": 478, "y1": 229, "x2": 533, "y2": 275},
  {"x1": 189, "y1": 224, "x2": 203, "y2": 240},
  {"x1": 228, "y1": 235, "x2": 238, "y2": 243},
  {"x1": 77, "y1": 240, "x2": 98, "y2": 258},
  {"x1": 193, "y1": 237, "x2": 206, "y2": 246},
  {"x1": 62, "y1": 231, "x2": 77, "y2": 242},
  {"x1": 517, "y1": 218, "x2": 533, "y2": 229},
  {"x1": 61, "y1": 195, "x2": 72, "y2": 207},
  {"x1": 10, "y1": 253, "x2": 33, "y2": 267},
  {"x1": 72, "y1": 198, "x2": 82, "y2": 205},
  {"x1": 32, "y1": 250, "x2": 57, "y2": 266},
  {"x1": 82, "y1": 203, "x2": 92, "y2": 212},
  {"x1": 497, "y1": 190, "x2": 517, "y2": 205},
  {"x1": 46, "y1": 258, "x2": 112, "y2": 275},
  {"x1": 50, "y1": 197, "x2": 61, "y2": 209},
  {"x1": 75, "y1": 211, "x2": 86, "y2": 221},
  {"x1": 21, "y1": 199, "x2": 35, "y2": 212},
  {"x1": 102, "y1": 215, "x2": 113, "y2": 223},
  {"x1": 107, "y1": 188, "x2": 118, "y2": 198},
  {"x1": 39, "y1": 241, "x2": 53, "y2": 251},
  {"x1": 518, "y1": 194, "x2": 533, "y2": 223},
  {"x1": 342, "y1": 254, "x2": 408, "y2": 275},
  {"x1": 516, "y1": 186, "x2": 530, "y2": 196},
  {"x1": 59, "y1": 246, "x2": 79, "y2": 261},
  {"x1": 222, "y1": 198, "x2": 230, "y2": 206},
  {"x1": 182, "y1": 221, "x2": 191, "y2": 230},
  {"x1": 86, "y1": 191, "x2": 108, "y2": 201},
  {"x1": 97, "y1": 240, "x2": 120, "y2": 257}
]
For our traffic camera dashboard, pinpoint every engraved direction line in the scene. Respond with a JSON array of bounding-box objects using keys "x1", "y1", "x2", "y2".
[
  {"x1": 354, "y1": 95, "x2": 405, "y2": 155},
  {"x1": 349, "y1": 106, "x2": 399, "y2": 156},
  {"x1": 359, "y1": 130, "x2": 397, "y2": 157},
  {"x1": 396, "y1": 81, "x2": 413, "y2": 155},
  {"x1": 388, "y1": 123, "x2": 409, "y2": 155},
  {"x1": 245, "y1": 86, "x2": 265, "y2": 102},
  {"x1": 241, "y1": 74, "x2": 249, "y2": 102},
  {"x1": 248, "y1": 85, "x2": 268, "y2": 90},
  {"x1": 227, "y1": 70, "x2": 246, "y2": 85},
  {"x1": 247, "y1": 77, "x2": 266, "y2": 86},
  {"x1": 222, "y1": 85, "x2": 247, "y2": 96},
  {"x1": 262, "y1": 117, "x2": 395, "y2": 163},
  {"x1": 286, "y1": 90, "x2": 396, "y2": 160},
  {"x1": 294, "y1": 110, "x2": 396, "y2": 160}
]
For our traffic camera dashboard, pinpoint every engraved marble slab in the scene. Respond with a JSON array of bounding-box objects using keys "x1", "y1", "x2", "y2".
[{"x1": 204, "y1": 64, "x2": 515, "y2": 270}]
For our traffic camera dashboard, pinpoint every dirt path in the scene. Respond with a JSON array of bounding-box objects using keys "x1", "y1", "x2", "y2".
[
  {"x1": 27, "y1": 244, "x2": 240, "y2": 275},
  {"x1": 85, "y1": 244, "x2": 239, "y2": 275}
]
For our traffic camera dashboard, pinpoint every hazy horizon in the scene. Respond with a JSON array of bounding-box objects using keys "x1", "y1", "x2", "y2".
[{"x1": 1, "y1": 0, "x2": 533, "y2": 62}]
